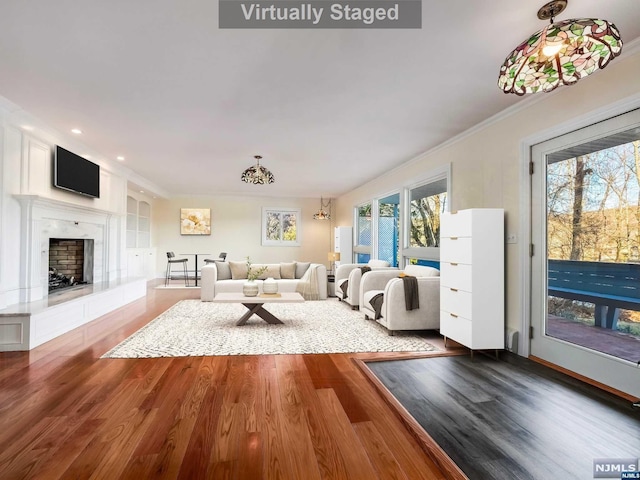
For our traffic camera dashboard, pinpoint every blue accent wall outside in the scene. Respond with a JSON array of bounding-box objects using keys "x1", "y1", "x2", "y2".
[{"x1": 414, "y1": 259, "x2": 440, "y2": 270}]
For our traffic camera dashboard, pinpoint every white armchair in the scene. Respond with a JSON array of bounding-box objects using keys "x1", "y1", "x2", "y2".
[
  {"x1": 335, "y1": 260, "x2": 393, "y2": 308},
  {"x1": 360, "y1": 264, "x2": 440, "y2": 335}
]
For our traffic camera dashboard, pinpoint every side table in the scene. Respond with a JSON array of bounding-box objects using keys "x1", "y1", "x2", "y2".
[{"x1": 327, "y1": 274, "x2": 336, "y2": 297}]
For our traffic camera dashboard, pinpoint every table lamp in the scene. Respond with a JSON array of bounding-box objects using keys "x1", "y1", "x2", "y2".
[{"x1": 327, "y1": 252, "x2": 340, "y2": 274}]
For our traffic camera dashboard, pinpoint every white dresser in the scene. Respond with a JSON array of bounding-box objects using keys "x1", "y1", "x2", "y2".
[
  {"x1": 439, "y1": 208, "x2": 504, "y2": 351},
  {"x1": 334, "y1": 226, "x2": 353, "y2": 267}
]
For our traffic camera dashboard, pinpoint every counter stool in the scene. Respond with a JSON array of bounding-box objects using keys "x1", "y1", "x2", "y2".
[
  {"x1": 204, "y1": 252, "x2": 227, "y2": 264},
  {"x1": 165, "y1": 251, "x2": 190, "y2": 286}
]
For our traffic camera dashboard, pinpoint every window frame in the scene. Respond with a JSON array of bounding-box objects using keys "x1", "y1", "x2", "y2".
[
  {"x1": 353, "y1": 201, "x2": 372, "y2": 262},
  {"x1": 375, "y1": 190, "x2": 401, "y2": 267},
  {"x1": 402, "y1": 164, "x2": 451, "y2": 266},
  {"x1": 261, "y1": 207, "x2": 301, "y2": 246}
]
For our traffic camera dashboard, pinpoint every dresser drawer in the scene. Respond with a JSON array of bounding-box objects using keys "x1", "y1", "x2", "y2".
[
  {"x1": 441, "y1": 210, "x2": 473, "y2": 237},
  {"x1": 440, "y1": 310, "x2": 472, "y2": 347},
  {"x1": 440, "y1": 237, "x2": 472, "y2": 264},
  {"x1": 440, "y1": 286, "x2": 472, "y2": 319},
  {"x1": 440, "y1": 262, "x2": 472, "y2": 291}
]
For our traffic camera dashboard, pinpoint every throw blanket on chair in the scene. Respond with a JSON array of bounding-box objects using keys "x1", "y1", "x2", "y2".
[
  {"x1": 370, "y1": 292, "x2": 384, "y2": 320},
  {"x1": 339, "y1": 266, "x2": 371, "y2": 300},
  {"x1": 402, "y1": 275, "x2": 419, "y2": 310},
  {"x1": 296, "y1": 264, "x2": 321, "y2": 300},
  {"x1": 339, "y1": 279, "x2": 349, "y2": 299}
]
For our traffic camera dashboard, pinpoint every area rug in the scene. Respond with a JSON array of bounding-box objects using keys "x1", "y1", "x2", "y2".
[{"x1": 102, "y1": 299, "x2": 438, "y2": 358}]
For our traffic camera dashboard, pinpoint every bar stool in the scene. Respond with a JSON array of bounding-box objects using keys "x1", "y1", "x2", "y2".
[
  {"x1": 165, "y1": 252, "x2": 190, "y2": 286},
  {"x1": 204, "y1": 252, "x2": 227, "y2": 264}
]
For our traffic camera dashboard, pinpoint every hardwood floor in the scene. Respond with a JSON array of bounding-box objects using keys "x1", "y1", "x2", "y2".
[{"x1": 0, "y1": 285, "x2": 453, "y2": 479}]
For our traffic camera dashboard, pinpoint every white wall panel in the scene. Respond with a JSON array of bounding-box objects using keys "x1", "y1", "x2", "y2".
[{"x1": 1, "y1": 126, "x2": 24, "y2": 306}]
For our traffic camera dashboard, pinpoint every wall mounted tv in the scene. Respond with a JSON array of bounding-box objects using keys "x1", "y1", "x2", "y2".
[{"x1": 53, "y1": 145, "x2": 100, "y2": 198}]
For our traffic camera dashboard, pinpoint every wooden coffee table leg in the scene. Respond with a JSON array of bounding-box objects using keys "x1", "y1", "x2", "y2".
[
  {"x1": 237, "y1": 303, "x2": 284, "y2": 325},
  {"x1": 237, "y1": 304, "x2": 263, "y2": 325},
  {"x1": 254, "y1": 306, "x2": 283, "y2": 325}
]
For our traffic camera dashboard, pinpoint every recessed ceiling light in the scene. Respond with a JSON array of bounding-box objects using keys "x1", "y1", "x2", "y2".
[
  {"x1": 21, "y1": 125, "x2": 34, "y2": 131},
  {"x1": 139, "y1": 190, "x2": 144, "y2": 194},
  {"x1": 117, "y1": 156, "x2": 125, "y2": 161},
  {"x1": 71, "y1": 128, "x2": 82, "y2": 134}
]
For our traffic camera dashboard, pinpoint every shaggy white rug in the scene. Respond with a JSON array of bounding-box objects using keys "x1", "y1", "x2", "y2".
[{"x1": 102, "y1": 299, "x2": 438, "y2": 358}]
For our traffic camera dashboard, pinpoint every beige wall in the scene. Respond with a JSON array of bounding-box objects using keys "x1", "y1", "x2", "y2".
[
  {"x1": 334, "y1": 48, "x2": 640, "y2": 333},
  {"x1": 152, "y1": 194, "x2": 334, "y2": 275}
]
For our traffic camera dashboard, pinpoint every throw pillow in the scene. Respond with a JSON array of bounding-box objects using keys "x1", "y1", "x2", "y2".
[
  {"x1": 280, "y1": 262, "x2": 296, "y2": 279},
  {"x1": 215, "y1": 261, "x2": 231, "y2": 280},
  {"x1": 229, "y1": 261, "x2": 248, "y2": 280},
  {"x1": 252, "y1": 264, "x2": 282, "y2": 280},
  {"x1": 295, "y1": 261, "x2": 311, "y2": 279}
]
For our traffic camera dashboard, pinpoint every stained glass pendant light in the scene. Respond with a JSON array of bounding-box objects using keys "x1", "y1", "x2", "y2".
[
  {"x1": 313, "y1": 197, "x2": 331, "y2": 220},
  {"x1": 241, "y1": 155, "x2": 274, "y2": 184},
  {"x1": 498, "y1": 0, "x2": 622, "y2": 95}
]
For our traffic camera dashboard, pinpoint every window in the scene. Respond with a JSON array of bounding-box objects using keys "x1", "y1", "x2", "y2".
[
  {"x1": 408, "y1": 179, "x2": 447, "y2": 248},
  {"x1": 403, "y1": 165, "x2": 450, "y2": 265},
  {"x1": 377, "y1": 193, "x2": 400, "y2": 267},
  {"x1": 353, "y1": 202, "x2": 372, "y2": 261},
  {"x1": 262, "y1": 208, "x2": 301, "y2": 246}
]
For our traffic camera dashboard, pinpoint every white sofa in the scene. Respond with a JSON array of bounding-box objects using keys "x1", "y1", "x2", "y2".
[
  {"x1": 359, "y1": 264, "x2": 440, "y2": 335},
  {"x1": 335, "y1": 260, "x2": 393, "y2": 308},
  {"x1": 200, "y1": 260, "x2": 327, "y2": 301}
]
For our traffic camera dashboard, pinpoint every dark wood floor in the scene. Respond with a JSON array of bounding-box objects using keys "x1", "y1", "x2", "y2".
[
  {"x1": 0, "y1": 284, "x2": 456, "y2": 480},
  {"x1": 365, "y1": 354, "x2": 640, "y2": 480}
]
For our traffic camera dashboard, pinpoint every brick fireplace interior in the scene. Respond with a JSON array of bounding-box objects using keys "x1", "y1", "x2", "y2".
[{"x1": 48, "y1": 238, "x2": 94, "y2": 291}]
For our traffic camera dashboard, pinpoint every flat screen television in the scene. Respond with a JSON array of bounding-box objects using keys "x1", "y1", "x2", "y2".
[{"x1": 53, "y1": 145, "x2": 100, "y2": 198}]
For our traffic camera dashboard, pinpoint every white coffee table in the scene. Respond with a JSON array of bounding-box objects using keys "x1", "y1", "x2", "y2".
[{"x1": 212, "y1": 292, "x2": 305, "y2": 326}]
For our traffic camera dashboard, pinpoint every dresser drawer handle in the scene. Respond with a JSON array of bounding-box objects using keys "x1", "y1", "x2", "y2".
[
  {"x1": 450, "y1": 288, "x2": 458, "y2": 292},
  {"x1": 450, "y1": 313, "x2": 458, "y2": 318},
  {"x1": 450, "y1": 236, "x2": 458, "y2": 240},
  {"x1": 450, "y1": 262, "x2": 458, "y2": 266}
]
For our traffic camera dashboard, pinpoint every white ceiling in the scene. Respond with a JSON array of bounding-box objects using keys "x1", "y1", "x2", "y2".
[{"x1": 1, "y1": 0, "x2": 638, "y2": 199}]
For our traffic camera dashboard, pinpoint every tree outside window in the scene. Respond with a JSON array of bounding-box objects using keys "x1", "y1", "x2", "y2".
[{"x1": 409, "y1": 179, "x2": 447, "y2": 248}]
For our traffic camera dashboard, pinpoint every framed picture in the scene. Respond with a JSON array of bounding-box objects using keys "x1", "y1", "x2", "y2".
[{"x1": 180, "y1": 208, "x2": 211, "y2": 235}]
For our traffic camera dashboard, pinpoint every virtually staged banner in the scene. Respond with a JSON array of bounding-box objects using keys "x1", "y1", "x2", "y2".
[{"x1": 219, "y1": 1, "x2": 422, "y2": 28}]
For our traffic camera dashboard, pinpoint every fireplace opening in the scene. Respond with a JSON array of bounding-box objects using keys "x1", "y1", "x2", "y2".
[{"x1": 48, "y1": 238, "x2": 94, "y2": 292}]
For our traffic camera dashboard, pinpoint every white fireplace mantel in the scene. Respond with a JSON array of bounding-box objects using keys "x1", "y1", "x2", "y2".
[
  {"x1": 14, "y1": 194, "x2": 118, "y2": 217},
  {"x1": 13, "y1": 194, "x2": 122, "y2": 304}
]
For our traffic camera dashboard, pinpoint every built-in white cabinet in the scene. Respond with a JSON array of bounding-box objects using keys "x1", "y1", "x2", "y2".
[
  {"x1": 137, "y1": 201, "x2": 151, "y2": 248},
  {"x1": 126, "y1": 193, "x2": 154, "y2": 279},
  {"x1": 127, "y1": 248, "x2": 157, "y2": 280},
  {"x1": 334, "y1": 226, "x2": 353, "y2": 266},
  {"x1": 439, "y1": 208, "x2": 504, "y2": 351},
  {"x1": 126, "y1": 196, "x2": 138, "y2": 248},
  {"x1": 126, "y1": 196, "x2": 151, "y2": 248}
]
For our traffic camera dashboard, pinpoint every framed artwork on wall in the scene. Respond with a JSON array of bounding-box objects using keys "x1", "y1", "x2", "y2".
[{"x1": 180, "y1": 208, "x2": 211, "y2": 235}]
